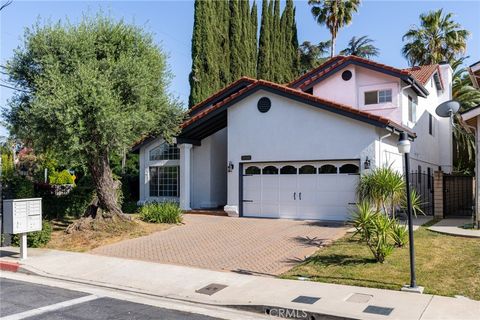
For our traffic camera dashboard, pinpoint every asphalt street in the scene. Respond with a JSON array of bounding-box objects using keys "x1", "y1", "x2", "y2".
[{"x1": 0, "y1": 277, "x2": 223, "y2": 320}]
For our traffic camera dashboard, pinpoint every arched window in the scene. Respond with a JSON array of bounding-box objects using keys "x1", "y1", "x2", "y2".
[
  {"x1": 149, "y1": 143, "x2": 179, "y2": 161},
  {"x1": 299, "y1": 165, "x2": 316, "y2": 174},
  {"x1": 319, "y1": 164, "x2": 337, "y2": 174},
  {"x1": 262, "y1": 166, "x2": 279, "y2": 175},
  {"x1": 339, "y1": 164, "x2": 359, "y2": 174},
  {"x1": 245, "y1": 166, "x2": 261, "y2": 175},
  {"x1": 280, "y1": 165, "x2": 297, "y2": 174}
]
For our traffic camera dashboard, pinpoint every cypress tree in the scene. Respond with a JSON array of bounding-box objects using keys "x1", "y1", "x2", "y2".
[
  {"x1": 250, "y1": 2, "x2": 258, "y2": 77},
  {"x1": 257, "y1": 0, "x2": 270, "y2": 80},
  {"x1": 229, "y1": 0, "x2": 242, "y2": 81},
  {"x1": 189, "y1": 0, "x2": 207, "y2": 106},
  {"x1": 271, "y1": 0, "x2": 281, "y2": 82}
]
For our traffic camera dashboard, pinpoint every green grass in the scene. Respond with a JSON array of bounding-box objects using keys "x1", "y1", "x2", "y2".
[{"x1": 282, "y1": 228, "x2": 480, "y2": 300}]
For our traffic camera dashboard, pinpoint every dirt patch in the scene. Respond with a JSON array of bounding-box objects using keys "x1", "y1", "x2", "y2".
[{"x1": 46, "y1": 215, "x2": 174, "y2": 252}]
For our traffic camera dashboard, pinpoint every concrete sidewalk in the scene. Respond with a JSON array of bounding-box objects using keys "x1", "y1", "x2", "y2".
[{"x1": 1, "y1": 247, "x2": 479, "y2": 320}]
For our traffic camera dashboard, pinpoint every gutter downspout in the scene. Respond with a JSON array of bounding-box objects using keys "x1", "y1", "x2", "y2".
[{"x1": 378, "y1": 133, "x2": 392, "y2": 168}]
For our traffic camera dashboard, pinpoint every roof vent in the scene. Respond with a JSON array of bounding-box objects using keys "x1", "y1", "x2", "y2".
[{"x1": 257, "y1": 97, "x2": 271, "y2": 113}]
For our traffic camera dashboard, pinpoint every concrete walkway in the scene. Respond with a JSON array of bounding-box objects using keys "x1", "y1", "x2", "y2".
[
  {"x1": 1, "y1": 247, "x2": 479, "y2": 320},
  {"x1": 428, "y1": 218, "x2": 480, "y2": 238},
  {"x1": 92, "y1": 214, "x2": 347, "y2": 275}
]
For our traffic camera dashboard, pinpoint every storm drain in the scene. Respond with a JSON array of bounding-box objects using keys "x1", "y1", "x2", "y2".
[
  {"x1": 346, "y1": 293, "x2": 373, "y2": 303},
  {"x1": 195, "y1": 283, "x2": 228, "y2": 296},
  {"x1": 291, "y1": 295, "x2": 321, "y2": 304},
  {"x1": 363, "y1": 305, "x2": 394, "y2": 316}
]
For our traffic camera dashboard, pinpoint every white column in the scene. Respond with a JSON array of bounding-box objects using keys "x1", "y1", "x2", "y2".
[{"x1": 179, "y1": 143, "x2": 192, "y2": 211}]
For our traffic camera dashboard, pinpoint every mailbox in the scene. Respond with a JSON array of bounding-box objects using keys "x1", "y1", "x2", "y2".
[{"x1": 3, "y1": 198, "x2": 42, "y2": 234}]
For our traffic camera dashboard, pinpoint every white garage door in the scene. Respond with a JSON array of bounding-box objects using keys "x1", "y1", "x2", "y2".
[{"x1": 242, "y1": 161, "x2": 359, "y2": 221}]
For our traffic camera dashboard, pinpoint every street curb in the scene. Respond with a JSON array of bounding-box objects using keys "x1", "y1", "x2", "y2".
[
  {"x1": 8, "y1": 264, "x2": 358, "y2": 320},
  {"x1": 0, "y1": 260, "x2": 20, "y2": 272}
]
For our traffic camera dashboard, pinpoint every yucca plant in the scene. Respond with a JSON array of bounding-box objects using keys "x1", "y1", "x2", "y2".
[
  {"x1": 351, "y1": 202, "x2": 395, "y2": 263},
  {"x1": 391, "y1": 221, "x2": 408, "y2": 247},
  {"x1": 357, "y1": 166, "x2": 405, "y2": 217}
]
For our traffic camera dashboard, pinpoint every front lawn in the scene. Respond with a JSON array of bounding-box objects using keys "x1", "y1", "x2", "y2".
[{"x1": 282, "y1": 227, "x2": 480, "y2": 300}]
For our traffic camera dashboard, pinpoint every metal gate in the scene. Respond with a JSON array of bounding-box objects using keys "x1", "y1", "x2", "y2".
[
  {"x1": 443, "y1": 175, "x2": 474, "y2": 217},
  {"x1": 409, "y1": 172, "x2": 434, "y2": 215}
]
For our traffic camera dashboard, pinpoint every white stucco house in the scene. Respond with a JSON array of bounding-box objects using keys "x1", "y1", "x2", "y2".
[{"x1": 134, "y1": 55, "x2": 453, "y2": 221}]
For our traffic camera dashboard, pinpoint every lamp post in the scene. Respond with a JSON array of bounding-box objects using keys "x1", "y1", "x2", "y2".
[{"x1": 398, "y1": 132, "x2": 423, "y2": 293}]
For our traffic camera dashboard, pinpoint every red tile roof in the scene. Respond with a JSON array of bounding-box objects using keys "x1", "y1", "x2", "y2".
[
  {"x1": 288, "y1": 55, "x2": 440, "y2": 94},
  {"x1": 189, "y1": 77, "x2": 255, "y2": 114},
  {"x1": 289, "y1": 55, "x2": 414, "y2": 90},
  {"x1": 403, "y1": 64, "x2": 441, "y2": 86},
  {"x1": 182, "y1": 78, "x2": 415, "y2": 136}
]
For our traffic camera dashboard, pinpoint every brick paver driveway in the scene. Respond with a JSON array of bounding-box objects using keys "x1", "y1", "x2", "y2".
[{"x1": 92, "y1": 214, "x2": 347, "y2": 275}]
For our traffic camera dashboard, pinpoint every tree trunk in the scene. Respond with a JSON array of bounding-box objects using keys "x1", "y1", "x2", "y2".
[
  {"x1": 331, "y1": 35, "x2": 336, "y2": 58},
  {"x1": 88, "y1": 152, "x2": 123, "y2": 217}
]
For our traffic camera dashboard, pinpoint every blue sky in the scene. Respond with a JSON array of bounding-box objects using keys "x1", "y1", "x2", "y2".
[{"x1": 1, "y1": 0, "x2": 479, "y2": 137}]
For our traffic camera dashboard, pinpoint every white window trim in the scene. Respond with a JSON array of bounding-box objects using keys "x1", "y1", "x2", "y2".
[
  {"x1": 359, "y1": 82, "x2": 398, "y2": 110},
  {"x1": 144, "y1": 140, "x2": 181, "y2": 201}
]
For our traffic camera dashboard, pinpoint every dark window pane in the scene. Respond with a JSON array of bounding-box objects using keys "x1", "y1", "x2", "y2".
[
  {"x1": 262, "y1": 166, "x2": 278, "y2": 175},
  {"x1": 245, "y1": 166, "x2": 261, "y2": 175},
  {"x1": 365, "y1": 91, "x2": 378, "y2": 105},
  {"x1": 299, "y1": 165, "x2": 316, "y2": 174},
  {"x1": 339, "y1": 164, "x2": 359, "y2": 174},
  {"x1": 319, "y1": 165, "x2": 337, "y2": 174},
  {"x1": 280, "y1": 165, "x2": 297, "y2": 174}
]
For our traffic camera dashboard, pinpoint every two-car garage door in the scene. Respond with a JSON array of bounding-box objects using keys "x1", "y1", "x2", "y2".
[{"x1": 242, "y1": 161, "x2": 359, "y2": 221}]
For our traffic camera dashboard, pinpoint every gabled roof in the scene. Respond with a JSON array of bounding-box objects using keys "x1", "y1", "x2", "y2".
[
  {"x1": 188, "y1": 77, "x2": 256, "y2": 116},
  {"x1": 403, "y1": 64, "x2": 443, "y2": 90},
  {"x1": 287, "y1": 55, "x2": 430, "y2": 97},
  {"x1": 180, "y1": 77, "x2": 415, "y2": 141}
]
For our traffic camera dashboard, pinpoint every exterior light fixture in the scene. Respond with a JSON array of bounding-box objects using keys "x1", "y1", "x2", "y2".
[
  {"x1": 227, "y1": 161, "x2": 234, "y2": 172},
  {"x1": 363, "y1": 157, "x2": 371, "y2": 170},
  {"x1": 397, "y1": 132, "x2": 411, "y2": 154}
]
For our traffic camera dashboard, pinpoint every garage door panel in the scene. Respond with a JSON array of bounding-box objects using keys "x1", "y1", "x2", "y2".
[{"x1": 243, "y1": 161, "x2": 359, "y2": 221}]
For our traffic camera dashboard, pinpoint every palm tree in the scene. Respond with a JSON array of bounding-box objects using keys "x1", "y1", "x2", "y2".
[
  {"x1": 298, "y1": 40, "x2": 331, "y2": 74},
  {"x1": 308, "y1": 0, "x2": 361, "y2": 58},
  {"x1": 402, "y1": 9, "x2": 469, "y2": 66},
  {"x1": 450, "y1": 57, "x2": 480, "y2": 173},
  {"x1": 340, "y1": 35, "x2": 379, "y2": 58}
]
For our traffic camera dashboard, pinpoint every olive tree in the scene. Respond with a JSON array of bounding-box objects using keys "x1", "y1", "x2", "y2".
[{"x1": 3, "y1": 15, "x2": 184, "y2": 220}]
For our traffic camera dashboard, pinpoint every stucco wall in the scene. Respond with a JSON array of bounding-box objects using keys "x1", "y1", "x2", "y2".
[
  {"x1": 191, "y1": 128, "x2": 227, "y2": 208},
  {"x1": 226, "y1": 90, "x2": 388, "y2": 211}
]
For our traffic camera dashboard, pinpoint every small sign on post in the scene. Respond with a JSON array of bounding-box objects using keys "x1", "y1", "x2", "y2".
[{"x1": 3, "y1": 198, "x2": 42, "y2": 260}]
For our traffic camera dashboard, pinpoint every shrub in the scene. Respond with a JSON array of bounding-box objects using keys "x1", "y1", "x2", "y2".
[
  {"x1": 4, "y1": 176, "x2": 35, "y2": 199},
  {"x1": 139, "y1": 202, "x2": 183, "y2": 224},
  {"x1": 49, "y1": 170, "x2": 75, "y2": 185},
  {"x1": 351, "y1": 202, "x2": 395, "y2": 263},
  {"x1": 12, "y1": 220, "x2": 52, "y2": 248},
  {"x1": 391, "y1": 221, "x2": 408, "y2": 247}
]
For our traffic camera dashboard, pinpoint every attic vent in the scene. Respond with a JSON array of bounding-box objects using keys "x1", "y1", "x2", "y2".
[
  {"x1": 257, "y1": 97, "x2": 271, "y2": 113},
  {"x1": 342, "y1": 70, "x2": 352, "y2": 81}
]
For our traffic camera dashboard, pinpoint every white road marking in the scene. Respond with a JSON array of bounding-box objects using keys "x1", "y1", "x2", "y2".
[{"x1": 2, "y1": 294, "x2": 99, "y2": 320}]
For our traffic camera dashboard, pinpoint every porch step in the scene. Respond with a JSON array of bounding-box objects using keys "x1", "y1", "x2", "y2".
[{"x1": 184, "y1": 209, "x2": 228, "y2": 217}]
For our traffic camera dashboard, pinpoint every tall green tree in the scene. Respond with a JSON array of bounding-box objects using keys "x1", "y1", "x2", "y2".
[
  {"x1": 257, "y1": 0, "x2": 299, "y2": 82},
  {"x1": 340, "y1": 35, "x2": 379, "y2": 58},
  {"x1": 308, "y1": 0, "x2": 361, "y2": 58},
  {"x1": 3, "y1": 15, "x2": 183, "y2": 219},
  {"x1": 298, "y1": 40, "x2": 331, "y2": 74},
  {"x1": 402, "y1": 9, "x2": 469, "y2": 66},
  {"x1": 257, "y1": 0, "x2": 272, "y2": 80}
]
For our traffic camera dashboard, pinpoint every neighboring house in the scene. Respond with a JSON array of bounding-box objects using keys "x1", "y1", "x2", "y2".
[
  {"x1": 134, "y1": 55, "x2": 453, "y2": 221},
  {"x1": 461, "y1": 60, "x2": 480, "y2": 226}
]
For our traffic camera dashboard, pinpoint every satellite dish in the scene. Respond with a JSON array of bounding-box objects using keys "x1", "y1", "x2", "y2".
[{"x1": 435, "y1": 100, "x2": 460, "y2": 118}]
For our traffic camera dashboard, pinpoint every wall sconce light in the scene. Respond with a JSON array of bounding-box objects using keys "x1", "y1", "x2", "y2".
[
  {"x1": 364, "y1": 157, "x2": 371, "y2": 170},
  {"x1": 227, "y1": 161, "x2": 234, "y2": 172}
]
